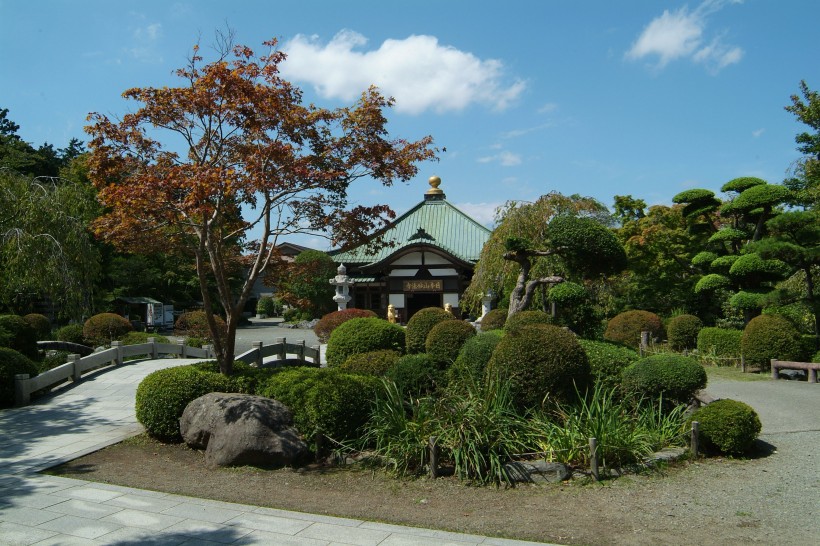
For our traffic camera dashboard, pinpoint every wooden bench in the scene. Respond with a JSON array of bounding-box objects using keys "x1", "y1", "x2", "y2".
[{"x1": 771, "y1": 359, "x2": 819, "y2": 383}]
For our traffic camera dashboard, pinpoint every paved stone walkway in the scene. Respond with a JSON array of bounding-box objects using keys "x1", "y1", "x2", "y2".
[{"x1": 0, "y1": 358, "x2": 551, "y2": 545}]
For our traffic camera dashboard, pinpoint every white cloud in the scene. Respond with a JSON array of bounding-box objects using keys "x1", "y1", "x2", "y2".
[
  {"x1": 128, "y1": 23, "x2": 163, "y2": 63},
  {"x1": 752, "y1": 128, "x2": 765, "y2": 138},
  {"x1": 626, "y1": 0, "x2": 744, "y2": 73},
  {"x1": 538, "y1": 102, "x2": 558, "y2": 114},
  {"x1": 477, "y1": 151, "x2": 522, "y2": 166},
  {"x1": 501, "y1": 123, "x2": 554, "y2": 139},
  {"x1": 453, "y1": 202, "x2": 502, "y2": 227},
  {"x1": 280, "y1": 31, "x2": 526, "y2": 114}
]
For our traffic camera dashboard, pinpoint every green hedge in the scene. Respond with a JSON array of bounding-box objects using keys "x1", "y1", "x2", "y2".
[
  {"x1": 405, "y1": 307, "x2": 455, "y2": 354},
  {"x1": 325, "y1": 317, "x2": 405, "y2": 368},
  {"x1": 667, "y1": 314, "x2": 703, "y2": 352},
  {"x1": 23, "y1": 313, "x2": 51, "y2": 340},
  {"x1": 621, "y1": 354, "x2": 707, "y2": 405},
  {"x1": 0, "y1": 347, "x2": 39, "y2": 408},
  {"x1": 0, "y1": 315, "x2": 38, "y2": 359},
  {"x1": 503, "y1": 310, "x2": 552, "y2": 333},
  {"x1": 340, "y1": 350, "x2": 401, "y2": 376},
  {"x1": 56, "y1": 324, "x2": 85, "y2": 345},
  {"x1": 83, "y1": 313, "x2": 133, "y2": 347},
  {"x1": 450, "y1": 330, "x2": 504, "y2": 387},
  {"x1": 604, "y1": 310, "x2": 664, "y2": 349},
  {"x1": 479, "y1": 308, "x2": 507, "y2": 331},
  {"x1": 174, "y1": 310, "x2": 227, "y2": 342},
  {"x1": 314, "y1": 308, "x2": 378, "y2": 343},
  {"x1": 119, "y1": 331, "x2": 170, "y2": 345},
  {"x1": 425, "y1": 320, "x2": 476, "y2": 369},
  {"x1": 261, "y1": 367, "x2": 380, "y2": 442},
  {"x1": 578, "y1": 339, "x2": 639, "y2": 392},
  {"x1": 385, "y1": 354, "x2": 440, "y2": 399},
  {"x1": 741, "y1": 314, "x2": 802, "y2": 369},
  {"x1": 697, "y1": 327, "x2": 742, "y2": 362},
  {"x1": 487, "y1": 324, "x2": 590, "y2": 410},
  {"x1": 689, "y1": 399, "x2": 761, "y2": 455}
]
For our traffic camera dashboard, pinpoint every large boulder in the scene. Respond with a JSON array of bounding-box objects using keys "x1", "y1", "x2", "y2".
[{"x1": 180, "y1": 392, "x2": 309, "y2": 468}]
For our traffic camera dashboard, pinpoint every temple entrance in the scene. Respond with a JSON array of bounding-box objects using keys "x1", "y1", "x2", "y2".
[{"x1": 405, "y1": 292, "x2": 442, "y2": 321}]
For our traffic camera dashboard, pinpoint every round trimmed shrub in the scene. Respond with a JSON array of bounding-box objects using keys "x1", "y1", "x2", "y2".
[
  {"x1": 0, "y1": 315, "x2": 38, "y2": 359},
  {"x1": 741, "y1": 314, "x2": 802, "y2": 369},
  {"x1": 340, "y1": 350, "x2": 401, "y2": 376},
  {"x1": 425, "y1": 320, "x2": 476, "y2": 368},
  {"x1": 119, "y1": 331, "x2": 170, "y2": 345},
  {"x1": 385, "y1": 354, "x2": 440, "y2": 398},
  {"x1": 56, "y1": 324, "x2": 85, "y2": 345},
  {"x1": 450, "y1": 330, "x2": 505, "y2": 386},
  {"x1": 504, "y1": 310, "x2": 553, "y2": 333},
  {"x1": 261, "y1": 367, "x2": 380, "y2": 442},
  {"x1": 604, "y1": 310, "x2": 664, "y2": 349},
  {"x1": 479, "y1": 308, "x2": 507, "y2": 331},
  {"x1": 325, "y1": 317, "x2": 405, "y2": 368},
  {"x1": 135, "y1": 364, "x2": 238, "y2": 439},
  {"x1": 667, "y1": 314, "x2": 703, "y2": 352},
  {"x1": 689, "y1": 399, "x2": 761, "y2": 455},
  {"x1": 255, "y1": 296, "x2": 282, "y2": 317},
  {"x1": 621, "y1": 354, "x2": 707, "y2": 404},
  {"x1": 578, "y1": 339, "x2": 640, "y2": 392},
  {"x1": 314, "y1": 308, "x2": 378, "y2": 343},
  {"x1": 23, "y1": 313, "x2": 51, "y2": 340},
  {"x1": 697, "y1": 327, "x2": 742, "y2": 362},
  {"x1": 83, "y1": 313, "x2": 133, "y2": 347},
  {"x1": 487, "y1": 324, "x2": 591, "y2": 410},
  {"x1": 405, "y1": 307, "x2": 455, "y2": 354},
  {"x1": 174, "y1": 310, "x2": 227, "y2": 342},
  {"x1": 0, "y1": 347, "x2": 39, "y2": 407}
]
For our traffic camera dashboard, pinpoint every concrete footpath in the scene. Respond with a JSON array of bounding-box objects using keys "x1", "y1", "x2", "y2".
[{"x1": 0, "y1": 357, "x2": 551, "y2": 546}]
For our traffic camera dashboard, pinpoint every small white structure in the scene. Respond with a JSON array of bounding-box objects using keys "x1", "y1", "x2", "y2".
[
  {"x1": 330, "y1": 263, "x2": 355, "y2": 311},
  {"x1": 480, "y1": 290, "x2": 495, "y2": 319}
]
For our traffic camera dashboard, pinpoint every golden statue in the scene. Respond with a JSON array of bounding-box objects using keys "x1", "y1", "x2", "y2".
[{"x1": 387, "y1": 304, "x2": 397, "y2": 324}]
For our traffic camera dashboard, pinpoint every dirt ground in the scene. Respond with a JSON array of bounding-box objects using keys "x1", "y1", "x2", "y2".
[{"x1": 47, "y1": 430, "x2": 819, "y2": 546}]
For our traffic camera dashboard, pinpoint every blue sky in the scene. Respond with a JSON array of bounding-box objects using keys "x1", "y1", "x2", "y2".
[{"x1": 2, "y1": 0, "x2": 817, "y2": 248}]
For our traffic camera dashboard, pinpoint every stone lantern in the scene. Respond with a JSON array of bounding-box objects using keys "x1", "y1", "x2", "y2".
[{"x1": 330, "y1": 263, "x2": 355, "y2": 311}]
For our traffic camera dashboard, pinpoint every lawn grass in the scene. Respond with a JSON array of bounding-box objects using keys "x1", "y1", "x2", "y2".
[{"x1": 703, "y1": 365, "x2": 769, "y2": 382}]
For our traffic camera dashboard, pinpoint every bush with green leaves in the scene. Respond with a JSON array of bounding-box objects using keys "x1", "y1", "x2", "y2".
[
  {"x1": 325, "y1": 317, "x2": 405, "y2": 368},
  {"x1": 184, "y1": 336, "x2": 205, "y2": 348},
  {"x1": 667, "y1": 314, "x2": 703, "y2": 352},
  {"x1": 487, "y1": 324, "x2": 590, "y2": 410},
  {"x1": 0, "y1": 347, "x2": 39, "y2": 407},
  {"x1": 604, "y1": 310, "x2": 664, "y2": 349},
  {"x1": 689, "y1": 399, "x2": 761, "y2": 455},
  {"x1": 135, "y1": 364, "x2": 240, "y2": 439},
  {"x1": 23, "y1": 313, "x2": 51, "y2": 340},
  {"x1": 449, "y1": 330, "x2": 504, "y2": 387},
  {"x1": 621, "y1": 354, "x2": 707, "y2": 405},
  {"x1": 384, "y1": 354, "x2": 440, "y2": 398},
  {"x1": 340, "y1": 350, "x2": 401, "y2": 376},
  {"x1": 261, "y1": 367, "x2": 380, "y2": 443},
  {"x1": 0, "y1": 315, "x2": 38, "y2": 359},
  {"x1": 405, "y1": 307, "x2": 455, "y2": 354},
  {"x1": 313, "y1": 308, "x2": 378, "y2": 343},
  {"x1": 425, "y1": 320, "x2": 476, "y2": 369},
  {"x1": 83, "y1": 313, "x2": 133, "y2": 347},
  {"x1": 578, "y1": 339, "x2": 640, "y2": 392},
  {"x1": 56, "y1": 324, "x2": 85, "y2": 345},
  {"x1": 503, "y1": 310, "x2": 552, "y2": 333},
  {"x1": 119, "y1": 331, "x2": 170, "y2": 345},
  {"x1": 174, "y1": 310, "x2": 226, "y2": 342},
  {"x1": 479, "y1": 308, "x2": 507, "y2": 331},
  {"x1": 741, "y1": 314, "x2": 802, "y2": 369},
  {"x1": 697, "y1": 327, "x2": 742, "y2": 364},
  {"x1": 255, "y1": 296, "x2": 282, "y2": 317}
]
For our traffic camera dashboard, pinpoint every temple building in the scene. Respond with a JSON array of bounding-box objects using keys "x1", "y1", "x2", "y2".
[{"x1": 330, "y1": 176, "x2": 491, "y2": 322}]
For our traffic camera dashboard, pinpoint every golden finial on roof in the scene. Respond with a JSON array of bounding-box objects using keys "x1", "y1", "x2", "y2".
[{"x1": 425, "y1": 175, "x2": 444, "y2": 197}]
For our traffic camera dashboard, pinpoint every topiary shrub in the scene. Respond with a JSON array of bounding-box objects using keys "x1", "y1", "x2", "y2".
[
  {"x1": 425, "y1": 320, "x2": 476, "y2": 369},
  {"x1": 0, "y1": 347, "x2": 39, "y2": 407},
  {"x1": 135, "y1": 364, "x2": 239, "y2": 439},
  {"x1": 83, "y1": 313, "x2": 133, "y2": 347},
  {"x1": 689, "y1": 399, "x2": 761, "y2": 455},
  {"x1": 261, "y1": 367, "x2": 380, "y2": 442},
  {"x1": 405, "y1": 307, "x2": 455, "y2": 354},
  {"x1": 340, "y1": 350, "x2": 401, "y2": 376},
  {"x1": 184, "y1": 336, "x2": 205, "y2": 349},
  {"x1": 56, "y1": 324, "x2": 85, "y2": 345},
  {"x1": 0, "y1": 315, "x2": 39, "y2": 359},
  {"x1": 325, "y1": 317, "x2": 405, "y2": 368},
  {"x1": 487, "y1": 324, "x2": 591, "y2": 410},
  {"x1": 578, "y1": 339, "x2": 640, "y2": 392},
  {"x1": 667, "y1": 314, "x2": 703, "y2": 352},
  {"x1": 741, "y1": 314, "x2": 802, "y2": 369},
  {"x1": 174, "y1": 310, "x2": 227, "y2": 342},
  {"x1": 118, "y1": 331, "x2": 170, "y2": 345},
  {"x1": 479, "y1": 308, "x2": 507, "y2": 332},
  {"x1": 313, "y1": 308, "x2": 378, "y2": 343},
  {"x1": 621, "y1": 354, "x2": 707, "y2": 405},
  {"x1": 385, "y1": 354, "x2": 440, "y2": 398},
  {"x1": 697, "y1": 327, "x2": 742, "y2": 363},
  {"x1": 23, "y1": 313, "x2": 51, "y2": 340},
  {"x1": 503, "y1": 310, "x2": 552, "y2": 333},
  {"x1": 604, "y1": 310, "x2": 664, "y2": 349},
  {"x1": 255, "y1": 296, "x2": 282, "y2": 317},
  {"x1": 449, "y1": 330, "x2": 505, "y2": 387}
]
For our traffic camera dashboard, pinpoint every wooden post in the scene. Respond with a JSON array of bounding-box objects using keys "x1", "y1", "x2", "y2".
[
  {"x1": 149, "y1": 337, "x2": 158, "y2": 359},
  {"x1": 429, "y1": 436, "x2": 438, "y2": 479},
  {"x1": 277, "y1": 337, "x2": 286, "y2": 362},
  {"x1": 14, "y1": 374, "x2": 30, "y2": 407},
  {"x1": 297, "y1": 340, "x2": 305, "y2": 362},
  {"x1": 111, "y1": 340, "x2": 123, "y2": 365},
  {"x1": 639, "y1": 331, "x2": 649, "y2": 357},
  {"x1": 691, "y1": 421, "x2": 700, "y2": 458},
  {"x1": 810, "y1": 367, "x2": 817, "y2": 384},
  {"x1": 252, "y1": 341, "x2": 263, "y2": 367},
  {"x1": 68, "y1": 354, "x2": 81, "y2": 382},
  {"x1": 589, "y1": 437, "x2": 599, "y2": 481},
  {"x1": 311, "y1": 345, "x2": 321, "y2": 366},
  {"x1": 771, "y1": 359, "x2": 779, "y2": 380},
  {"x1": 740, "y1": 354, "x2": 746, "y2": 373}
]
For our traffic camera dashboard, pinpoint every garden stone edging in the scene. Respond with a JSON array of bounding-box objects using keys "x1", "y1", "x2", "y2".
[{"x1": 503, "y1": 461, "x2": 572, "y2": 483}]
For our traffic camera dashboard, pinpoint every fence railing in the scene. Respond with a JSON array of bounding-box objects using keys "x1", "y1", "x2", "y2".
[{"x1": 14, "y1": 337, "x2": 321, "y2": 407}]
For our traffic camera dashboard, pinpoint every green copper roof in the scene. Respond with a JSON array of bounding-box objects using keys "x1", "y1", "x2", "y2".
[{"x1": 331, "y1": 197, "x2": 491, "y2": 266}]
